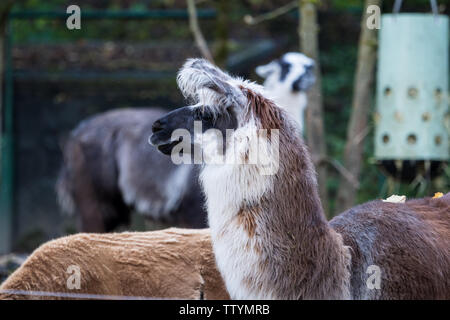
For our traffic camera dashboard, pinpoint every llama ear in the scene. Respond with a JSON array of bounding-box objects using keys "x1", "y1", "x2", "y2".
[
  {"x1": 255, "y1": 61, "x2": 278, "y2": 79},
  {"x1": 177, "y1": 58, "x2": 242, "y2": 104}
]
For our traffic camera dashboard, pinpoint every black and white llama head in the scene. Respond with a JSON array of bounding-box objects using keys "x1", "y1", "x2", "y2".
[{"x1": 256, "y1": 53, "x2": 315, "y2": 132}]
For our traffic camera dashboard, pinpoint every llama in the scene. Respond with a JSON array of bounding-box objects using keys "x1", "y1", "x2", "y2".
[
  {"x1": 255, "y1": 52, "x2": 315, "y2": 132},
  {"x1": 0, "y1": 228, "x2": 229, "y2": 300},
  {"x1": 57, "y1": 108, "x2": 206, "y2": 232},
  {"x1": 150, "y1": 58, "x2": 450, "y2": 299},
  {"x1": 56, "y1": 54, "x2": 313, "y2": 233}
]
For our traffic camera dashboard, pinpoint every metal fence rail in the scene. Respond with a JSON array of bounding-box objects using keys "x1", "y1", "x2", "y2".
[{"x1": 9, "y1": 9, "x2": 216, "y2": 20}]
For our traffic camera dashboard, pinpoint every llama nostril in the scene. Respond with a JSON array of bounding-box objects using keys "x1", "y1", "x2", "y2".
[{"x1": 152, "y1": 120, "x2": 163, "y2": 133}]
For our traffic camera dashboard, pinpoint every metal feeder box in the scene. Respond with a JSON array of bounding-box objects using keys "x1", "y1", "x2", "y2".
[{"x1": 375, "y1": 14, "x2": 449, "y2": 182}]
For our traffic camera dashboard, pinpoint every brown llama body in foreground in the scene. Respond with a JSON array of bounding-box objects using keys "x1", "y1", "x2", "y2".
[
  {"x1": 150, "y1": 58, "x2": 450, "y2": 299},
  {"x1": 330, "y1": 194, "x2": 450, "y2": 299},
  {"x1": 0, "y1": 228, "x2": 229, "y2": 300}
]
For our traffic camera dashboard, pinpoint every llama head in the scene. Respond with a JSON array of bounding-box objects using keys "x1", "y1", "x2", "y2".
[
  {"x1": 150, "y1": 58, "x2": 285, "y2": 174},
  {"x1": 256, "y1": 53, "x2": 315, "y2": 132},
  {"x1": 256, "y1": 52, "x2": 315, "y2": 93}
]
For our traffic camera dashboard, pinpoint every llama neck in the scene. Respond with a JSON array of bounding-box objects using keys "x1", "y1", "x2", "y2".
[
  {"x1": 201, "y1": 121, "x2": 351, "y2": 300},
  {"x1": 266, "y1": 89, "x2": 307, "y2": 132}
]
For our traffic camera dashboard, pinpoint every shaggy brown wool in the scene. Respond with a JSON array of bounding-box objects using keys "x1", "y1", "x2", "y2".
[
  {"x1": 240, "y1": 87, "x2": 450, "y2": 299},
  {"x1": 0, "y1": 228, "x2": 229, "y2": 300},
  {"x1": 331, "y1": 193, "x2": 450, "y2": 299}
]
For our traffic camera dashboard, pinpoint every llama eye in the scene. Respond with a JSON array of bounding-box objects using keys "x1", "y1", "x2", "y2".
[
  {"x1": 279, "y1": 60, "x2": 291, "y2": 81},
  {"x1": 193, "y1": 110, "x2": 201, "y2": 121},
  {"x1": 202, "y1": 111, "x2": 214, "y2": 122}
]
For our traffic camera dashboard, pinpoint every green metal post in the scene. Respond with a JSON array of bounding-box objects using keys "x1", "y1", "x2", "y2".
[
  {"x1": 0, "y1": 20, "x2": 13, "y2": 254},
  {"x1": 375, "y1": 14, "x2": 449, "y2": 161}
]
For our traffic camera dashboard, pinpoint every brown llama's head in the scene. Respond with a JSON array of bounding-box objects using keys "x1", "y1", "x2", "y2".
[{"x1": 150, "y1": 59, "x2": 292, "y2": 171}]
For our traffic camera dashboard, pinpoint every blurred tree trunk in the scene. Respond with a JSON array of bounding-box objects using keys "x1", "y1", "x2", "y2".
[
  {"x1": 334, "y1": 0, "x2": 380, "y2": 214},
  {"x1": 298, "y1": 0, "x2": 329, "y2": 215},
  {"x1": 187, "y1": 0, "x2": 214, "y2": 63},
  {"x1": 214, "y1": 0, "x2": 229, "y2": 68}
]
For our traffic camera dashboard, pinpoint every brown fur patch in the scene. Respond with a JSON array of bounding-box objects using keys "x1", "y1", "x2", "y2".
[
  {"x1": 242, "y1": 275, "x2": 264, "y2": 292},
  {"x1": 239, "y1": 86, "x2": 283, "y2": 134},
  {"x1": 331, "y1": 193, "x2": 450, "y2": 299},
  {"x1": 236, "y1": 203, "x2": 260, "y2": 238}
]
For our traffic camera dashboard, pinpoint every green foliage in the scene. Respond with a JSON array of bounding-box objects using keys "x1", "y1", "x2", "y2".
[
  {"x1": 321, "y1": 45, "x2": 356, "y2": 161},
  {"x1": 332, "y1": 0, "x2": 363, "y2": 9},
  {"x1": 11, "y1": 0, "x2": 198, "y2": 43}
]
